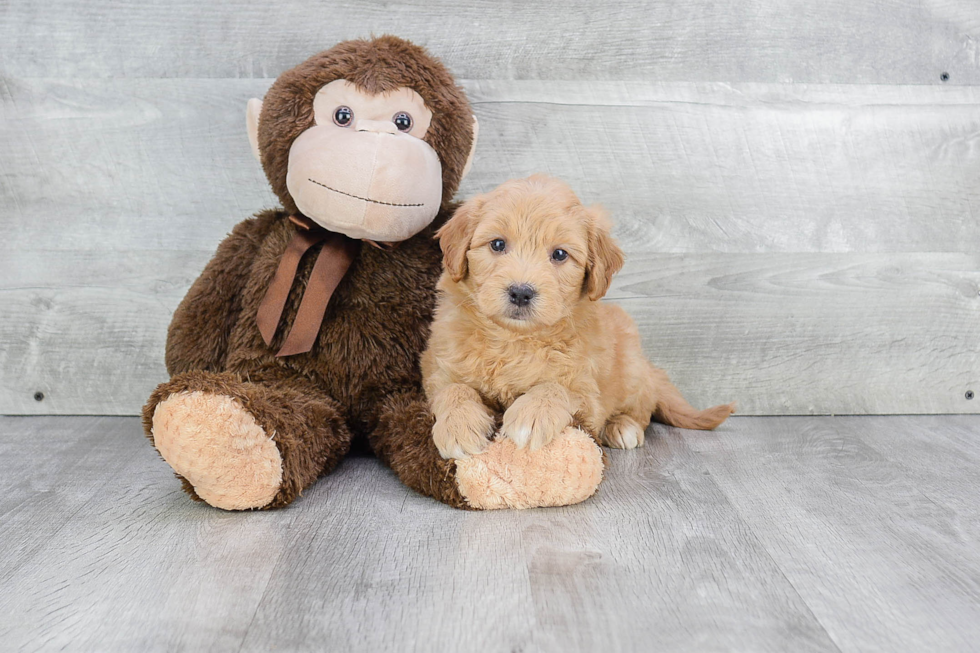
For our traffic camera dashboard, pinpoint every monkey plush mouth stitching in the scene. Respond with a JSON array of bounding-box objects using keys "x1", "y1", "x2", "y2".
[{"x1": 308, "y1": 178, "x2": 425, "y2": 208}]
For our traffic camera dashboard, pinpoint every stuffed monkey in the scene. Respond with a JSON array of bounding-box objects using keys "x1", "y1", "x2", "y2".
[{"x1": 142, "y1": 36, "x2": 605, "y2": 511}]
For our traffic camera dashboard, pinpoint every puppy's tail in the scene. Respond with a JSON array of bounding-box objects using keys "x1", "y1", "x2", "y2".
[{"x1": 650, "y1": 367, "x2": 735, "y2": 431}]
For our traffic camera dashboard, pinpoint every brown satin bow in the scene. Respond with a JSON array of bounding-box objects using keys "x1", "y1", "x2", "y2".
[{"x1": 256, "y1": 214, "x2": 361, "y2": 357}]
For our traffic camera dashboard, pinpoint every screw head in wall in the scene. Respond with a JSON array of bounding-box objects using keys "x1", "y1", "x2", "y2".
[
  {"x1": 967, "y1": 390, "x2": 975, "y2": 400},
  {"x1": 33, "y1": 391, "x2": 45, "y2": 402}
]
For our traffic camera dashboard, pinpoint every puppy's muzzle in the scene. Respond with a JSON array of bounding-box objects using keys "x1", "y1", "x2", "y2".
[{"x1": 507, "y1": 283, "x2": 536, "y2": 308}]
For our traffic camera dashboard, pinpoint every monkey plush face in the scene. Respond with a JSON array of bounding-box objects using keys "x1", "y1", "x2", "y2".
[
  {"x1": 247, "y1": 37, "x2": 478, "y2": 243},
  {"x1": 283, "y1": 80, "x2": 442, "y2": 241}
]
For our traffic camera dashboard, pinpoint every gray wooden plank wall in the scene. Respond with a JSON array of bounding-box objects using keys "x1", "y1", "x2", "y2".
[{"x1": 1, "y1": 1, "x2": 979, "y2": 415}]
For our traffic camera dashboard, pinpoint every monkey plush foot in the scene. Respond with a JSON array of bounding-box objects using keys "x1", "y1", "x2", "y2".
[
  {"x1": 151, "y1": 391, "x2": 283, "y2": 510},
  {"x1": 454, "y1": 427, "x2": 603, "y2": 510}
]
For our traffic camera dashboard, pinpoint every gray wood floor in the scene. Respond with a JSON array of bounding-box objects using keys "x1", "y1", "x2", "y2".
[{"x1": 1, "y1": 415, "x2": 978, "y2": 652}]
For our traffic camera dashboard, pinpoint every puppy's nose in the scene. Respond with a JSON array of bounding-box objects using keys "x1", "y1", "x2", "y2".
[{"x1": 507, "y1": 283, "x2": 536, "y2": 307}]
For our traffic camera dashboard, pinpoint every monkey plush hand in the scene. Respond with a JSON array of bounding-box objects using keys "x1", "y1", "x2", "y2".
[{"x1": 141, "y1": 36, "x2": 604, "y2": 511}]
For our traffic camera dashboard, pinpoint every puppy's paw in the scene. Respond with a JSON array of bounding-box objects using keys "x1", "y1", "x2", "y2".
[
  {"x1": 433, "y1": 401, "x2": 496, "y2": 459},
  {"x1": 501, "y1": 394, "x2": 573, "y2": 451},
  {"x1": 601, "y1": 414, "x2": 645, "y2": 449}
]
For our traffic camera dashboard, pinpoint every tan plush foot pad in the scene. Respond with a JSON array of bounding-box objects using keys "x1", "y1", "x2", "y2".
[
  {"x1": 454, "y1": 427, "x2": 604, "y2": 510},
  {"x1": 152, "y1": 391, "x2": 283, "y2": 510}
]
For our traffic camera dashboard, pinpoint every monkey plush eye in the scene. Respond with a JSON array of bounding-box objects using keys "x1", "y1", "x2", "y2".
[
  {"x1": 489, "y1": 239, "x2": 506, "y2": 252},
  {"x1": 392, "y1": 111, "x2": 413, "y2": 132},
  {"x1": 551, "y1": 248, "x2": 569, "y2": 262},
  {"x1": 333, "y1": 106, "x2": 353, "y2": 127}
]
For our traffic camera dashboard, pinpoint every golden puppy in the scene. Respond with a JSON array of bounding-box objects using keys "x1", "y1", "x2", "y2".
[{"x1": 422, "y1": 174, "x2": 734, "y2": 459}]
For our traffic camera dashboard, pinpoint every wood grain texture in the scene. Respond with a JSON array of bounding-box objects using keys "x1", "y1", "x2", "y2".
[
  {"x1": 0, "y1": 416, "x2": 304, "y2": 651},
  {"x1": 1, "y1": 0, "x2": 978, "y2": 83},
  {"x1": 3, "y1": 78, "x2": 979, "y2": 253},
  {"x1": 614, "y1": 252, "x2": 980, "y2": 416},
  {"x1": 0, "y1": 415, "x2": 840, "y2": 653},
  {"x1": 0, "y1": 77, "x2": 275, "y2": 253},
  {"x1": 854, "y1": 415, "x2": 980, "y2": 532},
  {"x1": 0, "y1": 249, "x2": 205, "y2": 415},
  {"x1": 466, "y1": 81, "x2": 980, "y2": 254},
  {"x1": 3, "y1": 414, "x2": 979, "y2": 651},
  {"x1": 2, "y1": 35, "x2": 979, "y2": 417},
  {"x1": 683, "y1": 415, "x2": 980, "y2": 652},
  {"x1": 238, "y1": 422, "x2": 838, "y2": 653},
  {"x1": 3, "y1": 250, "x2": 977, "y2": 415}
]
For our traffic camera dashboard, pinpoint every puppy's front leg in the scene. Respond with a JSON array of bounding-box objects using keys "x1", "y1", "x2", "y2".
[
  {"x1": 431, "y1": 384, "x2": 496, "y2": 459},
  {"x1": 501, "y1": 383, "x2": 577, "y2": 451}
]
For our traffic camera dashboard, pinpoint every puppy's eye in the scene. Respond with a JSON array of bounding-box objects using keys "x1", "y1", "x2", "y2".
[
  {"x1": 392, "y1": 111, "x2": 413, "y2": 132},
  {"x1": 333, "y1": 106, "x2": 353, "y2": 127},
  {"x1": 551, "y1": 248, "x2": 569, "y2": 262},
  {"x1": 489, "y1": 239, "x2": 506, "y2": 252}
]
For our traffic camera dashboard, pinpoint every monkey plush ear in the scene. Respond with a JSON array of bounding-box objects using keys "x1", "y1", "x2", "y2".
[
  {"x1": 436, "y1": 197, "x2": 483, "y2": 282},
  {"x1": 246, "y1": 98, "x2": 263, "y2": 164},
  {"x1": 460, "y1": 115, "x2": 479, "y2": 181},
  {"x1": 584, "y1": 204, "x2": 625, "y2": 301}
]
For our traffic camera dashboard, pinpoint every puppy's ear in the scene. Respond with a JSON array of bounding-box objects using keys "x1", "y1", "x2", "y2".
[
  {"x1": 584, "y1": 204, "x2": 625, "y2": 301},
  {"x1": 436, "y1": 197, "x2": 483, "y2": 282}
]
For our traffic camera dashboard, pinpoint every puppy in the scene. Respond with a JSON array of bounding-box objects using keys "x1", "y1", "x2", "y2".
[{"x1": 422, "y1": 174, "x2": 734, "y2": 459}]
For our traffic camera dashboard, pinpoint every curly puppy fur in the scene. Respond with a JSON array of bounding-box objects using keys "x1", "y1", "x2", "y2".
[{"x1": 422, "y1": 175, "x2": 735, "y2": 458}]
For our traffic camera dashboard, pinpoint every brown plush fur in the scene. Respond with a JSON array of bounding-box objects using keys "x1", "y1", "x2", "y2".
[
  {"x1": 258, "y1": 35, "x2": 473, "y2": 214},
  {"x1": 143, "y1": 37, "x2": 476, "y2": 509},
  {"x1": 422, "y1": 175, "x2": 734, "y2": 458}
]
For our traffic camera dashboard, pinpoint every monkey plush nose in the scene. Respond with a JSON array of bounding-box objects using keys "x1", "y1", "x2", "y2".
[
  {"x1": 507, "y1": 284, "x2": 536, "y2": 307},
  {"x1": 355, "y1": 119, "x2": 398, "y2": 135}
]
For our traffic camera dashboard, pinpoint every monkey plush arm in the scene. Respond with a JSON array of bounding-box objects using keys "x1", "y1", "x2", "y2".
[{"x1": 165, "y1": 212, "x2": 276, "y2": 375}]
